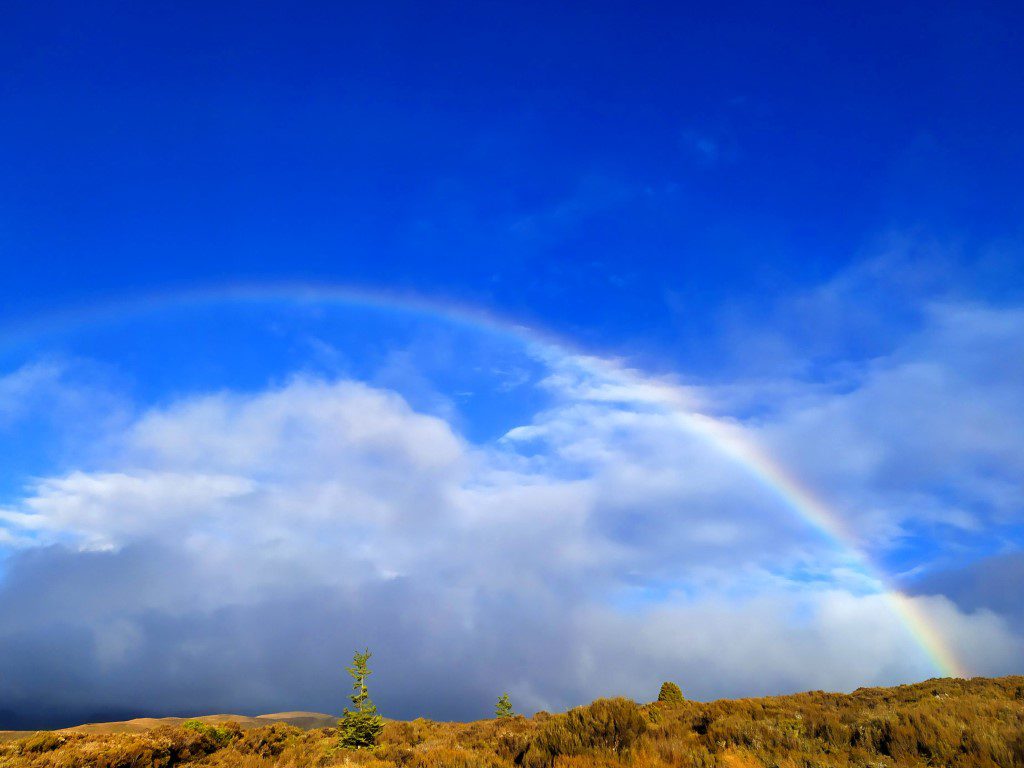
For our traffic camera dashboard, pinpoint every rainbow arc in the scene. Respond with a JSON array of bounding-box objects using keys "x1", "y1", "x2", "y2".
[{"x1": 0, "y1": 281, "x2": 967, "y2": 678}]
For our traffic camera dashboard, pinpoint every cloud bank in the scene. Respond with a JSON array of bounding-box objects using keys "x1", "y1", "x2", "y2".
[{"x1": 0, "y1": 301, "x2": 1022, "y2": 728}]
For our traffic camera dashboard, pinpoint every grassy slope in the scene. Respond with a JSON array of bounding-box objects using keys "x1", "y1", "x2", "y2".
[
  {"x1": 0, "y1": 712, "x2": 338, "y2": 742},
  {"x1": 1, "y1": 675, "x2": 1022, "y2": 767}
]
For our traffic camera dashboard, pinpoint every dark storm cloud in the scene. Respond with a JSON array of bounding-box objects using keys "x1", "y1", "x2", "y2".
[
  {"x1": 0, "y1": 541, "x2": 592, "y2": 728},
  {"x1": 910, "y1": 552, "x2": 1024, "y2": 631}
]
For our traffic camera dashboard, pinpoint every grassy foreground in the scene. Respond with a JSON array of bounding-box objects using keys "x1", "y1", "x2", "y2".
[{"x1": 1, "y1": 676, "x2": 1022, "y2": 768}]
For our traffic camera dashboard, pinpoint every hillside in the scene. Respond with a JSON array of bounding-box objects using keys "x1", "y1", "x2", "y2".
[
  {"x1": 1, "y1": 676, "x2": 1022, "y2": 767},
  {"x1": 0, "y1": 711, "x2": 339, "y2": 742}
]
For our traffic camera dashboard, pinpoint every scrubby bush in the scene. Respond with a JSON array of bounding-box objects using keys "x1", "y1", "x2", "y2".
[
  {"x1": 408, "y1": 745, "x2": 501, "y2": 768},
  {"x1": 521, "y1": 698, "x2": 647, "y2": 768},
  {"x1": 373, "y1": 742, "x2": 415, "y2": 765},
  {"x1": 379, "y1": 720, "x2": 426, "y2": 747},
  {"x1": 236, "y1": 723, "x2": 300, "y2": 758},
  {"x1": 20, "y1": 732, "x2": 68, "y2": 754},
  {"x1": 496, "y1": 729, "x2": 531, "y2": 763},
  {"x1": 181, "y1": 720, "x2": 238, "y2": 748},
  {"x1": 656, "y1": 682, "x2": 684, "y2": 704}
]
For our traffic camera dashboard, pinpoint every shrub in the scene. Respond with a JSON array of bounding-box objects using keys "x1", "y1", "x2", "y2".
[
  {"x1": 380, "y1": 720, "x2": 426, "y2": 747},
  {"x1": 657, "y1": 682, "x2": 684, "y2": 704},
  {"x1": 497, "y1": 729, "x2": 531, "y2": 762},
  {"x1": 181, "y1": 720, "x2": 238, "y2": 748},
  {"x1": 521, "y1": 698, "x2": 648, "y2": 768},
  {"x1": 374, "y1": 742, "x2": 415, "y2": 764},
  {"x1": 409, "y1": 745, "x2": 501, "y2": 768},
  {"x1": 21, "y1": 731, "x2": 68, "y2": 753},
  {"x1": 236, "y1": 723, "x2": 301, "y2": 758}
]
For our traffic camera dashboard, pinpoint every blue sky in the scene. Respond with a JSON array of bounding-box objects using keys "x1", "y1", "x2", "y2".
[{"x1": 1, "y1": 0, "x2": 1023, "y2": 727}]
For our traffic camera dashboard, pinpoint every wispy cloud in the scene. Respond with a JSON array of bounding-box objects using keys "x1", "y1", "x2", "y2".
[
  {"x1": 0, "y1": 360, "x2": 67, "y2": 426},
  {"x1": 680, "y1": 128, "x2": 738, "y2": 166}
]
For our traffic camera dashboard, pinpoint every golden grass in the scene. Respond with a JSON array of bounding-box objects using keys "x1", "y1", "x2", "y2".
[{"x1": 1, "y1": 675, "x2": 1022, "y2": 768}]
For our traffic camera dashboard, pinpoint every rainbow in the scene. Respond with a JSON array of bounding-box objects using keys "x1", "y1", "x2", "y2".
[
  {"x1": 0, "y1": 281, "x2": 968, "y2": 678},
  {"x1": 676, "y1": 412, "x2": 967, "y2": 678}
]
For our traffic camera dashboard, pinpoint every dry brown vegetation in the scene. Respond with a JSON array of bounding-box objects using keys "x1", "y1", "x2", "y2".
[
  {"x1": 2, "y1": 675, "x2": 1022, "y2": 768},
  {"x1": 0, "y1": 714, "x2": 339, "y2": 741}
]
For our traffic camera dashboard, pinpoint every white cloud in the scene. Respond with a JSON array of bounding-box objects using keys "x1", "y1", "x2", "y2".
[
  {"x1": 753, "y1": 303, "x2": 1024, "y2": 547},
  {"x1": 573, "y1": 589, "x2": 1021, "y2": 702},
  {"x1": 5, "y1": 471, "x2": 256, "y2": 551},
  {"x1": 0, "y1": 296, "x2": 1022, "y2": 723}
]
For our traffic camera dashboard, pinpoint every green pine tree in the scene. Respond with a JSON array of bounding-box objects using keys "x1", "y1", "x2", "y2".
[
  {"x1": 657, "y1": 681, "x2": 685, "y2": 703},
  {"x1": 495, "y1": 692, "x2": 515, "y2": 719},
  {"x1": 338, "y1": 649, "x2": 385, "y2": 749}
]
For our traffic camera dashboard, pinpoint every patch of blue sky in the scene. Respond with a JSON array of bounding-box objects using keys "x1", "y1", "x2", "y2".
[{"x1": 0, "y1": 299, "x2": 559, "y2": 460}]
